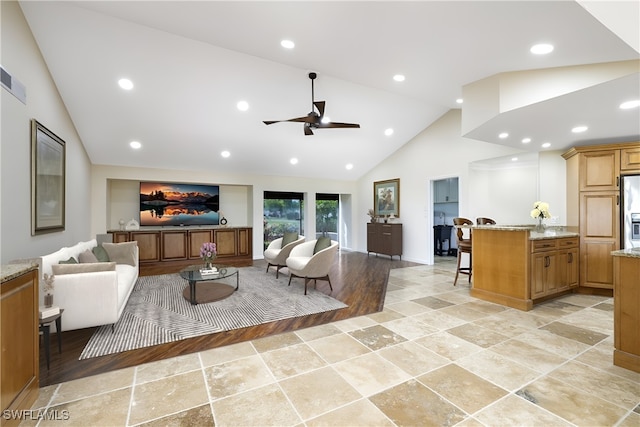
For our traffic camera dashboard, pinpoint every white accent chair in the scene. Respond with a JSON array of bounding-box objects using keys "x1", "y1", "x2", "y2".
[
  {"x1": 264, "y1": 234, "x2": 306, "y2": 278},
  {"x1": 286, "y1": 239, "x2": 339, "y2": 295}
]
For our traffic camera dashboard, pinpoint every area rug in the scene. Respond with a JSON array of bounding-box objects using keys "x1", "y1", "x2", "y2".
[{"x1": 79, "y1": 266, "x2": 347, "y2": 359}]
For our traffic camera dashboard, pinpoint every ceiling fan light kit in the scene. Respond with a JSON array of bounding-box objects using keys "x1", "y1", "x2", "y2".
[{"x1": 263, "y1": 72, "x2": 361, "y2": 135}]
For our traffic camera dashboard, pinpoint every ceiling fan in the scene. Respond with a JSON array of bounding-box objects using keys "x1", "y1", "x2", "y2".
[{"x1": 263, "y1": 72, "x2": 360, "y2": 136}]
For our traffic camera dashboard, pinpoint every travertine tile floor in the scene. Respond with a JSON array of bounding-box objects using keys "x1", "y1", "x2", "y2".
[{"x1": 26, "y1": 258, "x2": 640, "y2": 426}]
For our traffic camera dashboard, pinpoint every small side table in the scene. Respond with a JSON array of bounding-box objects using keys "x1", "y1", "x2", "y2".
[{"x1": 39, "y1": 309, "x2": 64, "y2": 370}]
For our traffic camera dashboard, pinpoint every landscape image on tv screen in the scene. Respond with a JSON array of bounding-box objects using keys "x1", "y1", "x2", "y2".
[{"x1": 139, "y1": 182, "x2": 220, "y2": 226}]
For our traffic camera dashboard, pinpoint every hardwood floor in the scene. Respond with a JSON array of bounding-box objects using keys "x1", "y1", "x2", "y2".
[{"x1": 38, "y1": 251, "x2": 420, "y2": 387}]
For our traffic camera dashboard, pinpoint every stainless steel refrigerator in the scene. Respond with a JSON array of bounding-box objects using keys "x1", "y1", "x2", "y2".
[{"x1": 621, "y1": 175, "x2": 640, "y2": 249}]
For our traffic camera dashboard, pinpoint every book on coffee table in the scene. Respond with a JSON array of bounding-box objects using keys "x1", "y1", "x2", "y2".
[{"x1": 199, "y1": 267, "x2": 219, "y2": 276}]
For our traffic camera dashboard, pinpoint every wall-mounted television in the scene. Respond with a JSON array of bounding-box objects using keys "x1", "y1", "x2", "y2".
[{"x1": 139, "y1": 182, "x2": 219, "y2": 226}]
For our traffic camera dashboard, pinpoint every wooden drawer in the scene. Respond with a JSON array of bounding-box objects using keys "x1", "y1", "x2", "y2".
[
  {"x1": 531, "y1": 239, "x2": 557, "y2": 252},
  {"x1": 557, "y1": 237, "x2": 579, "y2": 249}
]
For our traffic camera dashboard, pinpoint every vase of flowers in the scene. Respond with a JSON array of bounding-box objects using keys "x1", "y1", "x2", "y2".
[
  {"x1": 530, "y1": 201, "x2": 551, "y2": 232},
  {"x1": 367, "y1": 209, "x2": 377, "y2": 223},
  {"x1": 43, "y1": 273, "x2": 55, "y2": 307},
  {"x1": 200, "y1": 242, "x2": 217, "y2": 270}
]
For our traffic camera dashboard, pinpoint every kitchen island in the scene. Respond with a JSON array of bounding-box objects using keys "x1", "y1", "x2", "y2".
[
  {"x1": 471, "y1": 225, "x2": 580, "y2": 311},
  {"x1": 612, "y1": 248, "x2": 640, "y2": 373}
]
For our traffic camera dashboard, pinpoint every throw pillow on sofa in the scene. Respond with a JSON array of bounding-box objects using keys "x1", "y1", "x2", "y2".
[
  {"x1": 59, "y1": 257, "x2": 78, "y2": 264},
  {"x1": 79, "y1": 249, "x2": 99, "y2": 263},
  {"x1": 102, "y1": 241, "x2": 137, "y2": 266},
  {"x1": 52, "y1": 262, "x2": 116, "y2": 275},
  {"x1": 92, "y1": 245, "x2": 110, "y2": 262}
]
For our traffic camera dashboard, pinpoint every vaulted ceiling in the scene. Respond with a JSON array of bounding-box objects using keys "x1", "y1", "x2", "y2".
[{"x1": 19, "y1": 1, "x2": 640, "y2": 180}]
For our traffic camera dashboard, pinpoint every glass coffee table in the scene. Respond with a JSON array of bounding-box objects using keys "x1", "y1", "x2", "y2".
[{"x1": 179, "y1": 265, "x2": 239, "y2": 305}]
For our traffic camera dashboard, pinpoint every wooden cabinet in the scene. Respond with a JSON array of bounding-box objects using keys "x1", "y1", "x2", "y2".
[
  {"x1": 367, "y1": 223, "x2": 402, "y2": 259},
  {"x1": 530, "y1": 241, "x2": 558, "y2": 298},
  {"x1": 1, "y1": 266, "x2": 39, "y2": 426},
  {"x1": 161, "y1": 231, "x2": 188, "y2": 261},
  {"x1": 188, "y1": 229, "x2": 213, "y2": 260},
  {"x1": 580, "y1": 192, "x2": 619, "y2": 289},
  {"x1": 563, "y1": 141, "x2": 639, "y2": 290},
  {"x1": 621, "y1": 146, "x2": 640, "y2": 172},
  {"x1": 108, "y1": 227, "x2": 252, "y2": 269},
  {"x1": 130, "y1": 231, "x2": 161, "y2": 262},
  {"x1": 578, "y1": 149, "x2": 619, "y2": 191},
  {"x1": 558, "y1": 242, "x2": 579, "y2": 291},
  {"x1": 434, "y1": 178, "x2": 458, "y2": 203},
  {"x1": 472, "y1": 228, "x2": 579, "y2": 311},
  {"x1": 530, "y1": 237, "x2": 579, "y2": 299},
  {"x1": 613, "y1": 253, "x2": 640, "y2": 373}
]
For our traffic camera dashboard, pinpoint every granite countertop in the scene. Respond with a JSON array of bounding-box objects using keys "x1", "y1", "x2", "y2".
[
  {"x1": 1, "y1": 263, "x2": 39, "y2": 283},
  {"x1": 611, "y1": 248, "x2": 640, "y2": 258},
  {"x1": 471, "y1": 224, "x2": 580, "y2": 240}
]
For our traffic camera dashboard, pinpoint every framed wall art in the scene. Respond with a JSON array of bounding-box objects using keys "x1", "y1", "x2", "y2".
[
  {"x1": 31, "y1": 119, "x2": 65, "y2": 235},
  {"x1": 374, "y1": 178, "x2": 400, "y2": 217}
]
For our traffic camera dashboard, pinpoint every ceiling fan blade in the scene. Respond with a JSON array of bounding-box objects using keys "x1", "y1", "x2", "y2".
[
  {"x1": 263, "y1": 115, "x2": 316, "y2": 125},
  {"x1": 318, "y1": 122, "x2": 361, "y2": 129},
  {"x1": 304, "y1": 124, "x2": 314, "y2": 136},
  {"x1": 314, "y1": 101, "x2": 325, "y2": 117}
]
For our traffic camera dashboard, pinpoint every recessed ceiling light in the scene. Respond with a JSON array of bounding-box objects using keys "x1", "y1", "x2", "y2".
[
  {"x1": 511, "y1": 157, "x2": 518, "y2": 162},
  {"x1": 572, "y1": 125, "x2": 588, "y2": 133},
  {"x1": 129, "y1": 141, "x2": 141, "y2": 149},
  {"x1": 620, "y1": 100, "x2": 640, "y2": 109},
  {"x1": 346, "y1": 163, "x2": 354, "y2": 170},
  {"x1": 530, "y1": 43, "x2": 554, "y2": 55},
  {"x1": 522, "y1": 138, "x2": 531, "y2": 144},
  {"x1": 456, "y1": 98, "x2": 464, "y2": 104},
  {"x1": 280, "y1": 39, "x2": 295, "y2": 49},
  {"x1": 384, "y1": 128, "x2": 394, "y2": 136},
  {"x1": 541, "y1": 142, "x2": 551, "y2": 148},
  {"x1": 118, "y1": 78, "x2": 134, "y2": 90},
  {"x1": 393, "y1": 74, "x2": 405, "y2": 82},
  {"x1": 498, "y1": 132, "x2": 509, "y2": 139},
  {"x1": 290, "y1": 158, "x2": 298, "y2": 165},
  {"x1": 221, "y1": 150, "x2": 230, "y2": 158},
  {"x1": 236, "y1": 101, "x2": 249, "y2": 111}
]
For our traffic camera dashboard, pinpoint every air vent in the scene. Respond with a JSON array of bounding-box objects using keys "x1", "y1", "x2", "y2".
[{"x1": 0, "y1": 65, "x2": 27, "y2": 105}]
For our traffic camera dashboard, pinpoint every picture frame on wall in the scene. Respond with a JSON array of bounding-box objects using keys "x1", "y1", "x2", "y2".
[
  {"x1": 374, "y1": 178, "x2": 400, "y2": 217},
  {"x1": 31, "y1": 119, "x2": 65, "y2": 235}
]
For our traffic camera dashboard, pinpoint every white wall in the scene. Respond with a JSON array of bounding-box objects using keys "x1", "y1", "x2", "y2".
[
  {"x1": 355, "y1": 109, "x2": 571, "y2": 264},
  {"x1": 1, "y1": 1, "x2": 92, "y2": 264}
]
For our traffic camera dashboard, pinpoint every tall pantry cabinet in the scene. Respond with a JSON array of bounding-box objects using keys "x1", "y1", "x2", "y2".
[{"x1": 563, "y1": 142, "x2": 640, "y2": 290}]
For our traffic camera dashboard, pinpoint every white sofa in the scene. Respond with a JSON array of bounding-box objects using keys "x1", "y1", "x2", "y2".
[{"x1": 38, "y1": 239, "x2": 139, "y2": 332}]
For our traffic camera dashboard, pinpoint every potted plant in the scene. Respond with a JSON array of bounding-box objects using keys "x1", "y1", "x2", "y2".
[{"x1": 43, "y1": 273, "x2": 55, "y2": 307}]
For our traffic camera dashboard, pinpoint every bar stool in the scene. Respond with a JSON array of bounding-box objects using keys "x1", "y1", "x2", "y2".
[
  {"x1": 476, "y1": 217, "x2": 496, "y2": 225},
  {"x1": 453, "y1": 217, "x2": 473, "y2": 285}
]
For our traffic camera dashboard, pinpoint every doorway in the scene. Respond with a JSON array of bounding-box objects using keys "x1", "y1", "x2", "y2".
[{"x1": 432, "y1": 177, "x2": 459, "y2": 261}]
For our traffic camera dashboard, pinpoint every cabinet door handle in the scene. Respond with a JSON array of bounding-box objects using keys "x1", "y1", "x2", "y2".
[
  {"x1": 617, "y1": 195, "x2": 620, "y2": 206},
  {"x1": 568, "y1": 253, "x2": 573, "y2": 263},
  {"x1": 616, "y1": 176, "x2": 619, "y2": 187},
  {"x1": 544, "y1": 256, "x2": 549, "y2": 268}
]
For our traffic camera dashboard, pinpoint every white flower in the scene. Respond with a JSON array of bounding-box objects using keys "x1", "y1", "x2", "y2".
[{"x1": 530, "y1": 201, "x2": 551, "y2": 219}]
